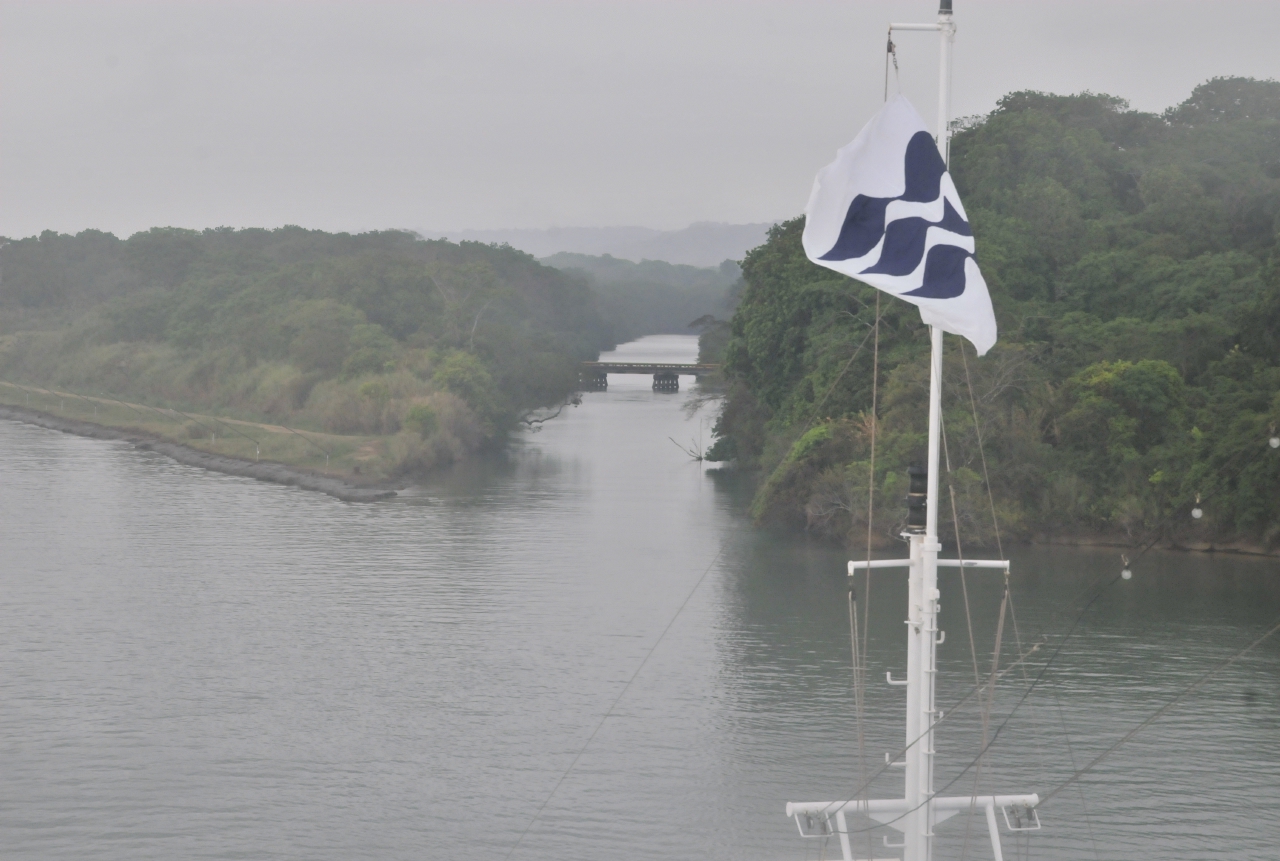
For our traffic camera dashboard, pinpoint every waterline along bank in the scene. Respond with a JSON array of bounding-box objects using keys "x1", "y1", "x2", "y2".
[{"x1": 0, "y1": 385, "x2": 396, "y2": 501}]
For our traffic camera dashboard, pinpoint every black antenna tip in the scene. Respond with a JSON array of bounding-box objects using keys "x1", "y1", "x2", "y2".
[{"x1": 940, "y1": 0, "x2": 953, "y2": 12}]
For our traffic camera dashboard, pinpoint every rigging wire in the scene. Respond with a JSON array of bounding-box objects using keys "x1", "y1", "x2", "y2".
[
  {"x1": 940, "y1": 416, "x2": 984, "y2": 689},
  {"x1": 961, "y1": 583, "x2": 1007, "y2": 861},
  {"x1": 949, "y1": 340, "x2": 1022, "y2": 759},
  {"x1": 1004, "y1": 576, "x2": 1102, "y2": 860},
  {"x1": 820, "y1": 573, "x2": 1127, "y2": 836},
  {"x1": 863, "y1": 291, "x2": 881, "y2": 606},
  {"x1": 816, "y1": 563, "x2": 1127, "y2": 832},
  {"x1": 1046, "y1": 672, "x2": 1102, "y2": 860},
  {"x1": 940, "y1": 411, "x2": 997, "y2": 861},
  {"x1": 1036, "y1": 614, "x2": 1280, "y2": 809},
  {"x1": 847, "y1": 590, "x2": 871, "y2": 861},
  {"x1": 1002, "y1": 582, "x2": 1078, "y2": 857},
  {"x1": 500, "y1": 542, "x2": 726, "y2": 861},
  {"x1": 815, "y1": 570, "x2": 1280, "y2": 838},
  {"x1": 855, "y1": 290, "x2": 881, "y2": 861},
  {"x1": 782, "y1": 311, "x2": 879, "y2": 461},
  {"x1": 954, "y1": 333, "x2": 1097, "y2": 858},
  {"x1": 814, "y1": 634, "x2": 1048, "y2": 823},
  {"x1": 958, "y1": 341, "x2": 1003, "y2": 558}
]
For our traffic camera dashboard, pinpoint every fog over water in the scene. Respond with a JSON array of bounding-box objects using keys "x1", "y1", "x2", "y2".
[{"x1": 1, "y1": 335, "x2": 1278, "y2": 860}]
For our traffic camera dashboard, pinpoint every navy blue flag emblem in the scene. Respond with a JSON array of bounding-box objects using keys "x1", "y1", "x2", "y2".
[{"x1": 802, "y1": 95, "x2": 996, "y2": 354}]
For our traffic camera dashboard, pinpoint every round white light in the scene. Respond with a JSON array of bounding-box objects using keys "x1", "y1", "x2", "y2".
[
  {"x1": 1192, "y1": 507, "x2": 1203, "y2": 519},
  {"x1": 1270, "y1": 436, "x2": 1279, "y2": 449},
  {"x1": 1121, "y1": 569, "x2": 1132, "y2": 580}
]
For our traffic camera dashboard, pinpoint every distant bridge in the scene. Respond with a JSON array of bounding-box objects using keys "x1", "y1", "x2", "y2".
[{"x1": 579, "y1": 362, "x2": 719, "y2": 392}]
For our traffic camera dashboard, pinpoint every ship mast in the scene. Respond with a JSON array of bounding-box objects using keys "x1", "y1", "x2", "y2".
[
  {"x1": 912, "y1": 1, "x2": 952, "y2": 856},
  {"x1": 786, "y1": 4, "x2": 1040, "y2": 859}
]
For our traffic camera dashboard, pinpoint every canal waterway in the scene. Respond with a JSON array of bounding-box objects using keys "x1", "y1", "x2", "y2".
[{"x1": 2, "y1": 334, "x2": 1278, "y2": 860}]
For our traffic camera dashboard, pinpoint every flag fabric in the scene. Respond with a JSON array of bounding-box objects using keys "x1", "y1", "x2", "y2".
[{"x1": 802, "y1": 94, "x2": 997, "y2": 355}]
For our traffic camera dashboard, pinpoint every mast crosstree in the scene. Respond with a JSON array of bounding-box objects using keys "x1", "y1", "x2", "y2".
[{"x1": 785, "y1": 4, "x2": 1038, "y2": 859}]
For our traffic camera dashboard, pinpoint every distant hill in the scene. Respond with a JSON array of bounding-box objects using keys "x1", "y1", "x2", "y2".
[
  {"x1": 421, "y1": 222, "x2": 773, "y2": 268},
  {"x1": 542, "y1": 253, "x2": 742, "y2": 340}
]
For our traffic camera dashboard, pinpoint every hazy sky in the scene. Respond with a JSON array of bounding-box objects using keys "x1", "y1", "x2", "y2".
[{"x1": 3, "y1": 1, "x2": 1279, "y2": 239}]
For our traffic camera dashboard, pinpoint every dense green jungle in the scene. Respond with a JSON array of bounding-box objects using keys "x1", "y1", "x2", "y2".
[
  {"x1": 0, "y1": 229, "x2": 640, "y2": 477},
  {"x1": 704, "y1": 77, "x2": 1280, "y2": 553}
]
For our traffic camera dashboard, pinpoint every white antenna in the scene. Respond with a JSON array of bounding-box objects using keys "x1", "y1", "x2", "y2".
[{"x1": 786, "y1": 4, "x2": 1039, "y2": 859}]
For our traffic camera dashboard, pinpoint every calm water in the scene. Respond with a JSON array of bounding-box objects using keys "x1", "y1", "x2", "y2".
[{"x1": 2, "y1": 334, "x2": 1279, "y2": 860}]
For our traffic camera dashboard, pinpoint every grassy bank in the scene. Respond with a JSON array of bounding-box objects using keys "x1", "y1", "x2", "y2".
[
  {"x1": 0, "y1": 381, "x2": 390, "y2": 482},
  {"x1": 0, "y1": 229, "x2": 616, "y2": 479}
]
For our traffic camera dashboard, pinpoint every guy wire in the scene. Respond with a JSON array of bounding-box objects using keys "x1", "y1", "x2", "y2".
[
  {"x1": 847, "y1": 590, "x2": 871, "y2": 861},
  {"x1": 960, "y1": 582, "x2": 1006, "y2": 861},
  {"x1": 862, "y1": 293, "x2": 880, "y2": 651},
  {"x1": 823, "y1": 571, "x2": 1127, "y2": 835},
  {"x1": 820, "y1": 565, "x2": 1270, "y2": 837},
  {"x1": 1037, "y1": 615, "x2": 1280, "y2": 809},
  {"x1": 940, "y1": 414, "x2": 983, "y2": 689},
  {"x1": 941, "y1": 408, "x2": 994, "y2": 861},
  {"x1": 501, "y1": 542, "x2": 726, "y2": 860},
  {"x1": 959, "y1": 340, "x2": 1003, "y2": 557},
  {"x1": 1046, "y1": 670, "x2": 1103, "y2": 860},
  {"x1": 777, "y1": 312, "x2": 878, "y2": 473},
  {"x1": 819, "y1": 563, "x2": 1127, "y2": 829},
  {"x1": 815, "y1": 634, "x2": 1047, "y2": 823},
  {"x1": 857, "y1": 290, "x2": 880, "y2": 861},
  {"x1": 1003, "y1": 577, "x2": 1099, "y2": 856}
]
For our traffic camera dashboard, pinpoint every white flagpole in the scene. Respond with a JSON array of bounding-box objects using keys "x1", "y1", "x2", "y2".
[
  {"x1": 881, "y1": 4, "x2": 954, "y2": 854},
  {"x1": 916, "y1": 4, "x2": 953, "y2": 860}
]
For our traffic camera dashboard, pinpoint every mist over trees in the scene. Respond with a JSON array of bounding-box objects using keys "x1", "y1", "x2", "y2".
[
  {"x1": 427, "y1": 222, "x2": 771, "y2": 268},
  {"x1": 0, "y1": 228, "x2": 616, "y2": 475},
  {"x1": 542, "y1": 252, "x2": 741, "y2": 341},
  {"x1": 706, "y1": 78, "x2": 1280, "y2": 550}
]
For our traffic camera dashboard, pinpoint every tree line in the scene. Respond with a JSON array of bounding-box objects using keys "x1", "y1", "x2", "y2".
[{"x1": 0, "y1": 227, "x2": 617, "y2": 475}]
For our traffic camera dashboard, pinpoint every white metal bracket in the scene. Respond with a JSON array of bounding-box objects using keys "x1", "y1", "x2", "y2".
[{"x1": 1001, "y1": 803, "x2": 1042, "y2": 832}]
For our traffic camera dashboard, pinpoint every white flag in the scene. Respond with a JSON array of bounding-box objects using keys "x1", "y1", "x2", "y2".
[{"x1": 802, "y1": 95, "x2": 997, "y2": 355}]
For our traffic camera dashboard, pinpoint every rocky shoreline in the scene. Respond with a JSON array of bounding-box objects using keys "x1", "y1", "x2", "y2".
[{"x1": 0, "y1": 405, "x2": 398, "y2": 503}]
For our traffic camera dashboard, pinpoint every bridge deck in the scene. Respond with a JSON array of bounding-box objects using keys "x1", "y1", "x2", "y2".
[{"x1": 580, "y1": 362, "x2": 718, "y2": 375}]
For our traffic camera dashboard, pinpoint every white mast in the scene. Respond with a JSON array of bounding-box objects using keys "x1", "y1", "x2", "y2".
[
  {"x1": 786, "y1": 4, "x2": 1039, "y2": 859},
  {"x1": 911, "y1": 2, "x2": 952, "y2": 857}
]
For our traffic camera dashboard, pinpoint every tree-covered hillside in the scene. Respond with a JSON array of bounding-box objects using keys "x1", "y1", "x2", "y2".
[
  {"x1": 0, "y1": 228, "x2": 615, "y2": 476},
  {"x1": 541, "y1": 252, "x2": 741, "y2": 341},
  {"x1": 707, "y1": 78, "x2": 1280, "y2": 551}
]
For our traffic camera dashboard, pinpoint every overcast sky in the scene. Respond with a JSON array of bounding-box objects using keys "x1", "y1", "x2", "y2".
[{"x1": 3, "y1": 0, "x2": 1279, "y2": 240}]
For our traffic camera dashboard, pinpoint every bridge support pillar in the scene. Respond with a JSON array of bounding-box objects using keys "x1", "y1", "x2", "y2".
[
  {"x1": 652, "y1": 372, "x2": 679, "y2": 392},
  {"x1": 579, "y1": 371, "x2": 608, "y2": 391}
]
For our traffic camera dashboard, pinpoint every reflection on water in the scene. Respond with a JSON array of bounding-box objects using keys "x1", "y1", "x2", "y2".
[{"x1": 1, "y1": 334, "x2": 1278, "y2": 860}]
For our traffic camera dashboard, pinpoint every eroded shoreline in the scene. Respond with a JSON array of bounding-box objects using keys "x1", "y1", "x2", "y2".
[{"x1": 0, "y1": 405, "x2": 397, "y2": 503}]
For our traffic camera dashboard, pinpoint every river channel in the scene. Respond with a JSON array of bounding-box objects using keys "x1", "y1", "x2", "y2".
[{"x1": 2, "y1": 334, "x2": 1279, "y2": 860}]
